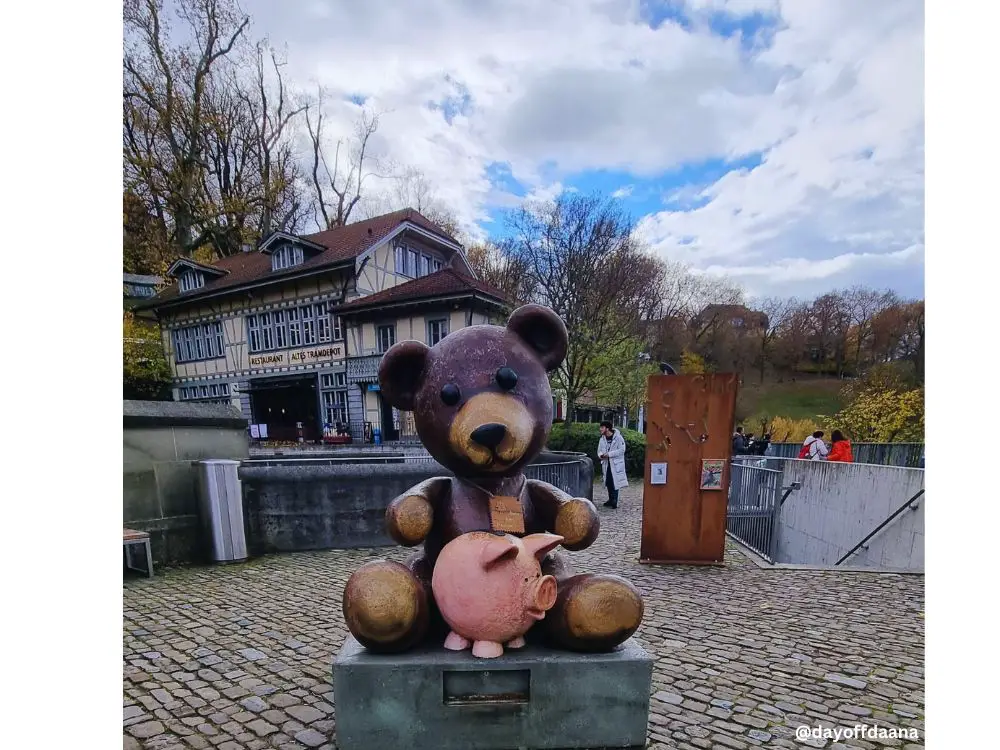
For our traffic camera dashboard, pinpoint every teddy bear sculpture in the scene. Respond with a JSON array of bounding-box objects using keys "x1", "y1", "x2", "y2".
[{"x1": 341, "y1": 304, "x2": 644, "y2": 654}]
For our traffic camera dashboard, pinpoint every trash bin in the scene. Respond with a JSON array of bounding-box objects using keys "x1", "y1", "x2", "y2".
[
  {"x1": 373, "y1": 428, "x2": 382, "y2": 446},
  {"x1": 195, "y1": 459, "x2": 248, "y2": 563}
]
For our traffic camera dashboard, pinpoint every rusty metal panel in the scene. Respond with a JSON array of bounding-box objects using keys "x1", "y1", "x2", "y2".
[{"x1": 640, "y1": 373, "x2": 739, "y2": 564}]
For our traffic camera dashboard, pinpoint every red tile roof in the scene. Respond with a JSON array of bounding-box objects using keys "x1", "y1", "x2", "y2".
[
  {"x1": 145, "y1": 209, "x2": 460, "y2": 308},
  {"x1": 338, "y1": 268, "x2": 510, "y2": 313}
]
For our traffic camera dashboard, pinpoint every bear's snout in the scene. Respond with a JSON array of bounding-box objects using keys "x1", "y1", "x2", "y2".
[{"x1": 470, "y1": 423, "x2": 507, "y2": 450}]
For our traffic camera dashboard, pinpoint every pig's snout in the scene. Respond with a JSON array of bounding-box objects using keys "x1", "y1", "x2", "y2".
[{"x1": 527, "y1": 575, "x2": 557, "y2": 619}]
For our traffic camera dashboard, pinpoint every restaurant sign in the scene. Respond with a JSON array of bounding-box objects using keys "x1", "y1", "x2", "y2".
[{"x1": 249, "y1": 343, "x2": 344, "y2": 368}]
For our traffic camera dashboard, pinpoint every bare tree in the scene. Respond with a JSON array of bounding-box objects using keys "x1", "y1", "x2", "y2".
[
  {"x1": 359, "y1": 165, "x2": 464, "y2": 239},
  {"x1": 465, "y1": 239, "x2": 535, "y2": 304},
  {"x1": 124, "y1": 0, "x2": 251, "y2": 255},
  {"x1": 751, "y1": 296, "x2": 797, "y2": 383},
  {"x1": 843, "y1": 285, "x2": 900, "y2": 370},
  {"x1": 200, "y1": 42, "x2": 308, "y2": 254},
  {"x1": 305, "y1": 91, "x2": 393, "y2": 229},
  {"x1": 505, "y1": 194, "x2": 663, "y2": 422}
]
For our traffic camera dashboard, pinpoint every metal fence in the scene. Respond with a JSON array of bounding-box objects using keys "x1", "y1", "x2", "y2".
[
  {"x1": 727, "y1": 460, "x2": 783, "y2": 562},
  {"x1": 768, "y1": 442, "x2": 924, "y2": 468},
  {"x1": 523, "y1": 461, "x2": 580, "y2": 496}
]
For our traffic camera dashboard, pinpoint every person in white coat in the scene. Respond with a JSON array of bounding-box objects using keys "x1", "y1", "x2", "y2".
[{"x1": 598, "y1": 421, "x2": 628, "y2": 509}]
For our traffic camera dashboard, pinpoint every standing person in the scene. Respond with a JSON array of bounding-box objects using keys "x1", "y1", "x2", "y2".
[
  {"x1": 732, "y1": 426, "x2": 748, "y2": 456},
  {"x1": 827, "y1": 430, "x2": 853, "y2": 463},
  {"x1": 754, "y1": 432, "x2": 772, "y2": 457},
  {"x1": 597, "y1": 421, "x2": 628, "y2": 509},
  {"x1": 798, "y1": 430, "x2": 828, "y2": 460}
]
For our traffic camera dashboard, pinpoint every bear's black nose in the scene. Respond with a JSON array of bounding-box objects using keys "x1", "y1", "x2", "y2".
[{"x1": 470, "y1": 423, "x2": 507, "y2": 449}]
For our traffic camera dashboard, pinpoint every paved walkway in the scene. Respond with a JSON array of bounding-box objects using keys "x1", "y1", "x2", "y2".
[{"x1": 124, "y1": 485, "x2": 925, "y2": 749}]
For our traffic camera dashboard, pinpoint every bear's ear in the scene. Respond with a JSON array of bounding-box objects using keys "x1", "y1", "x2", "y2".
[
  {"x1": 506, "y1": 304, "x2": 568, "y2": 372},
  {"x1": 378, "y1": 340, "x2": 430, "y2": 411}
]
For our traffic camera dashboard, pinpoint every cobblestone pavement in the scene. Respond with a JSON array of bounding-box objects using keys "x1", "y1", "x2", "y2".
[{"x1": 124, "y1": 484, "x2": 925, "y2": 750}]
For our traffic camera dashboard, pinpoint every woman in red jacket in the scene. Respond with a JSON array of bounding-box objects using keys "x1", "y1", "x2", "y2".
[{"x1": 827, "y1": 430, "x2": 853, "y2": 463}]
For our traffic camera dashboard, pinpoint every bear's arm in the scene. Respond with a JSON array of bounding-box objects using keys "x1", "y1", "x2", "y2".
[
  {"x1": 526, "y1": 479, "x2": 599, "y2": 551},
  {"x1": 385, "y1": 477, "x2": 451, "y2": 547}
]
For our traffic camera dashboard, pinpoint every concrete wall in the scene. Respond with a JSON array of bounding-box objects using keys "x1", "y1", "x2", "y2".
[
  {"x1": 774, "y1": 459, "x2": 924, "y2": 571},
  {"x1": 124, "y1": 400, "x2": 249, "y2": 566}
]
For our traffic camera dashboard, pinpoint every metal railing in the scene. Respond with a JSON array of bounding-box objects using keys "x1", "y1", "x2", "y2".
[
  {"x1": 727, "y1": 460, "x2": 783, "y2": 562},
  {"x1": 346, "y1": 354, "x2": 382, "y2": 383},
  {"x1": 523, "y1": 461, "x2": 580, "y2": 496},
  {"x1": 768, "y1": 442, "x2": 924, "y2": 468}
]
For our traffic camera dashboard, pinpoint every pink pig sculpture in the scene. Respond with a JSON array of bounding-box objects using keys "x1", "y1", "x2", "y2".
[{"x1": 431, "y1": 531, "x2": 564, "y2": 659}]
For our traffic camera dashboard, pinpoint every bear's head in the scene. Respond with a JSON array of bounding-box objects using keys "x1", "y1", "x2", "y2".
[{"x1": 378, "y1": 304, "x2": 568, "y2": 476}]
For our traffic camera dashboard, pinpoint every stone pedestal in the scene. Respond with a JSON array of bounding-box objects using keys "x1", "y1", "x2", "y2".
[{"x1": 333, "y1": 635, "x2": 653, "y2": 750}]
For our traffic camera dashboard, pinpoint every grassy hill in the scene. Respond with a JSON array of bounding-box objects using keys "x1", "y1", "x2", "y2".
[{"x1": 737, "y1": 377, "x2": 846, "y2": 427}]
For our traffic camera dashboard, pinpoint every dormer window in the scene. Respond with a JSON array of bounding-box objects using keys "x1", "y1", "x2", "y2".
[
  {"x1": 179, "y1": 271, "x2": 205, "y2": 292},
  {"x1": 272, "y1": 244, "x2": 304, "y2": 271}
]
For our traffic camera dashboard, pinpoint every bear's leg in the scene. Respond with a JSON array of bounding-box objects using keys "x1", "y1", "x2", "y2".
[
  {"x1": 342, "y1": 555, "x2": 432, "y2": 653},
  {"x1": 540, "y1": 555, "x2": 644, "y2": 652},
  {"x1": 506, "y1": 636, "x2": 526, "y2": 649}
]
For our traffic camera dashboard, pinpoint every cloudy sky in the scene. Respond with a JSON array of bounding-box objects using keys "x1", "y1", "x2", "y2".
[{"x1": 241, "y1": 0, "x2": 924, "y2": 299}]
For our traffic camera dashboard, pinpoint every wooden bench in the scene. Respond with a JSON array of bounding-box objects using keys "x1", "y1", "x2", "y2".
[{"x1": 123, "y1": 528, "x2": 154, "y2": 578}]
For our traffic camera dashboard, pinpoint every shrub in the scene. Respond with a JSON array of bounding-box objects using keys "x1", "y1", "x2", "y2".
[
  {"x1": 767, "y1": 416, "x2": 821, "y2": 443},
  {"x1": 547, "y1": 422, "x2": 646, "y2": 479}
]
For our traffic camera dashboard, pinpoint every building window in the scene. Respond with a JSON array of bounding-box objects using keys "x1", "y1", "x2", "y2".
[
  {"x1": 316, "y1": 301, "x2": 331, "y2": 342},
  {"x1": 125, "y1": 283, "x2": 157, "y2": 298},
  {"x1": 433, "y1": 259, "x2": 443, "y2": 272},
  {"x1": 422, "y1": 255, "x2": 432, "y2": 276},
  {"x1": 246, "y1": 299, "x2": 341, "y2": 353},
  {"x1": 179, "y1": 270, "x2": 205, "y2": 293},
  {"x1": 272, "y1": 244, "x2": 304, "y2": 271},
  {"x1": 260, "y1": 311, "x2": 274, "y2": 350},
  {"x1": 273, "y1": 310, "x2": 287, "y2": 348},
  {"x1": 178, "y1": 382, "x2": 230, "y2": 403},
  {"x1": 321, "y1": 389, "x2": 349, "y2": 426},
  {"x1": 408, "y1": 249, "x2": 419, "y2": 277},
  {"x1": 301, "y1": 305, "x2": 316, "y2": 345},
  {"x1": 173, "y1": 322, "x2": 225, "y2": 363},
  {"x1": 395, "y1": 245, "x2": 406, "y2": 274},
  {"x1": 377, "y1": 324, "x2": 396, "y2": 353},
  {"x1": 287, "y1": 307, "x2": 301, "y2": 347},
  {"x1": 427, "y1": 318, "x2": 448, "y2": 346}
]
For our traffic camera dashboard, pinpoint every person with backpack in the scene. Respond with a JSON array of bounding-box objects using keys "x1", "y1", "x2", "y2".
[{"x1": 798, "y1": 430, "x2": 828, "y2": 460}]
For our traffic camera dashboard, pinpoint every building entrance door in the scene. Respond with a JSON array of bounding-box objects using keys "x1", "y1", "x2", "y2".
[
  {"x1": 249, "y1": 375, "x2": 320, "y2": 442},
  {"x1": 379, "y1": 394, "x2": 399, "y2": 442}
]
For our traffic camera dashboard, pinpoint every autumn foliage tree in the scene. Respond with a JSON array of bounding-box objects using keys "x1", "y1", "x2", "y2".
[
  {"x1": 124, "y1": 311, "x2": 173, "y2": 400},
  {"x1": 832, "y1": 363, "x2": 924, "y2": 443}
]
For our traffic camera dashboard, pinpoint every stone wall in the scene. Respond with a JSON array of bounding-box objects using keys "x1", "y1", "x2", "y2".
[
  {"x1": 239, "y1": 451, "x2": 594, "y2": 554},
  {"x1": 124, "y1": 400, "x2": 249, "y2": 565},
  {"x1": 773, "y1": 459, "x2": 925, "y2": 571}
]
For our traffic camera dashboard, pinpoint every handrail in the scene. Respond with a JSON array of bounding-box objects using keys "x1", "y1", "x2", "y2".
[{"x1": 835, "y1": 489, "x2": 925, "y2": 566}]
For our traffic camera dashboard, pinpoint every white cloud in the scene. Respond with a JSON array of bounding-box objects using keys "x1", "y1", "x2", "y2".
[
  {"x1": 612, "y1": 185, "x2": 634, "y2": 199},
  {"x1": 240, "y1": 0, "x2": 923, "y2": 297}
]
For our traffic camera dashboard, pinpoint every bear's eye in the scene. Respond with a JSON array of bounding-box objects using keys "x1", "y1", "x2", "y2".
[
  {"x1": 495, "y1": 367, "x2": 518, "y2": 391},
  {"x1": 440, "y1": 383, "x2": 461, "y2": 406}
]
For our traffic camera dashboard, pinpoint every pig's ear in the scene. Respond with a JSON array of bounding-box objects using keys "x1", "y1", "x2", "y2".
[
  {"x1": 522, "y1": 533, "x2": 564, "y2": 561},
  {"x1": 480, "y1": 535, "x2": 518, "y2": 569}
]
